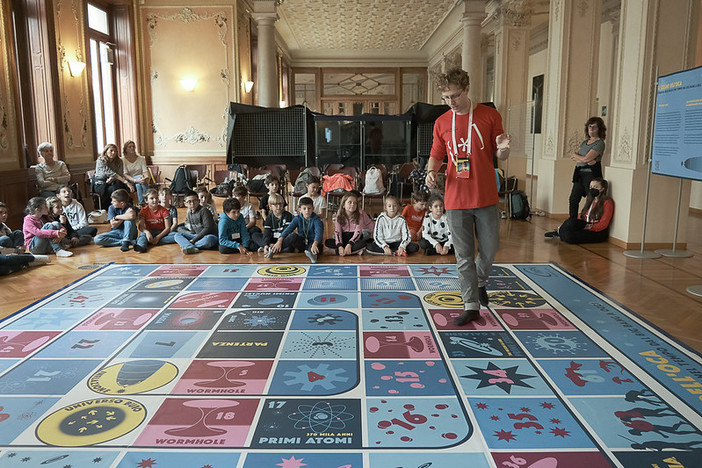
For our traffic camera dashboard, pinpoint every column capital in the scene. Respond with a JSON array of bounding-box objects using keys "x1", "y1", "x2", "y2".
[
  {"x1": 252, "y1": 0, "x2": 280, "y2": 23},
  {"x1": 487, "y1": 0, "x2": 533, "y2": 28}
]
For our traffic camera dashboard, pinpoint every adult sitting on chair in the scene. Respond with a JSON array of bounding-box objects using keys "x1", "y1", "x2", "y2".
[
  {"x1": 35, "y1": 142, "x2": 71, "y2": 198},
  {"x1": 93, "y1": 143, "x2": 134, "y2": 209},
  {"x1": 121, "y1": 140, "x2": 149, "y2": 206},
  {"x1": 545, "y1": 177, "x2": 614, "y2": 244}
]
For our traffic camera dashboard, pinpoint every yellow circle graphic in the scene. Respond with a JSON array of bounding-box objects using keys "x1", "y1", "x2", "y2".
[
  {"x1": 37, "y1": 398, "x2": 146, "y2": 447},
  {"x1": 489, "y1": 291, "x2": 547, "y2": 308},
  {"x1": 88, "y1": 360, "x2": 178, "y2": 395},
  {"x1": 258, "y1": 265, "x2": 306, "y2": 277},
  {"x1": 424, "y1": 291, "x2": 464, "y2": 308}
]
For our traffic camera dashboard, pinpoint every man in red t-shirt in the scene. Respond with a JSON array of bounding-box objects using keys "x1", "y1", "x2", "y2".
[{"x1": 426, "y1": 68, "x2": 511, "y2": 326}]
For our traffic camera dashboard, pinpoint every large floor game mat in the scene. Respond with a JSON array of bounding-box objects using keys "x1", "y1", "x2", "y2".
[{"x1": 0, "y1": 263, "x2": 700, "y2": 468}]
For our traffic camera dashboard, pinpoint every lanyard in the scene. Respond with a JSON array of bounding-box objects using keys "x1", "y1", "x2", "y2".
[
  {"x1": 586, "y1": 200, "x2": 597, "y2": 223},
  {"x1": 451, "y1": 106, "x2": 473, "y2": 166}
]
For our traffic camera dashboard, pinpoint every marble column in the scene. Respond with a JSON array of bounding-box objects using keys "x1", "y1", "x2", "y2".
[
  {"x1": 461, "y1": 0, "x2": 486, "y2": 102},
  {"x1": 606, "y1": 0, "x2": 696, "y2": 247},
  {"x1": 252, "y1": 1, "x2": 279, "y2": 108},
  {"x1": 538, "y1": 0, "x2": 602, "y2": 215}
]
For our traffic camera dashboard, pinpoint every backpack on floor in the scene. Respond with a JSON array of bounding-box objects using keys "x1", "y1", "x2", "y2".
[
  {"x1": 363, "y1": 166, "x2": 384, "y2": 194},
  {"x1": 509, "y1": 190, "x2": 531, "y2": 220},
  {"x1": 169, "y1": 165, "x2": 192, "y2": 194}
]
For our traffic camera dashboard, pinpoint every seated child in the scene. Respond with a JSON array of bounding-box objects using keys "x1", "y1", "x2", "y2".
[
  {"x1": 402, "y1": 190, "x2": 429, "y2": 241},
  {"x1": 269, "y1": 196, "x2": 324, "y2": 263},
  {"x1": 0, "y1": 201, "x2": 25, "y2": 253},
  {"x1": 233, "y1": 185, "x2": 260, "y2": 235},
  {"x1": 258, "y1": 174, "x2": 287, "y2": 218},
  {"x1": 173, "y1": 190, "x2": 218, "y2": 254},
  {"x1": 46, "y1": 196, "x2": 92, "y2": 248},
  {"x1": 252, "y1": 193, "x2": 293, "y2": 254},
  {"x1": 134, "y1": 188, "x2": 176, "y2": 253},
  {"x1": 218, "y1": 197, "x2": 252, "y2": 255},
  {"x1": 57, "y1": 185, "x2": 97, "y2": 238},
  {"x1": 306, "y1": 176, "x2": 325, "y2": 215},
  {"x1": 197, "y1": 186, "x2": 218, "y2": 220},
  {"x1": 94, "y1": 188, "x2": 138, "y2": 250},
  {"x1": 159, "y1": 187, "x2": 179, "y2": 234},
  {"x1": 367, "y1": 196, "x2": 418, "y2": 256},
  {"x1": 325, "y1": 192, "x2": 374, "y2": 256},
  {"x1": 419, "y1": 194, "x2": 453, "y2": 256},
  {"x1": 22, "y1": 197, "x2": 73, "y2": 257}
]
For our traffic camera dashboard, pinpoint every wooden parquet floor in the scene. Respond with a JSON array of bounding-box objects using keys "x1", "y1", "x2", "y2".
[{"x1": 3, "y1": 205, "x2": 701, "y2": 353}]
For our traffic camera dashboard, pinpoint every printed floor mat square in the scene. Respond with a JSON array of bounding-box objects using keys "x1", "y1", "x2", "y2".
[{"x1": 0, "y1": 263, "x2": 700, "y2": 467}]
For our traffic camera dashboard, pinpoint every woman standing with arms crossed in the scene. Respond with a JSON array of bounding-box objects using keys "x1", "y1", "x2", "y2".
[{"x1": 568, "y1": 117, "x2": 606, "y2": 219}]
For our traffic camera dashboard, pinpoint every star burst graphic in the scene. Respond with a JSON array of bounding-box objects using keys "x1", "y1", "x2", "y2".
[
  {"x1": 418, "y1": 266, "x2": 453, "y2": 277},
  {"x1": 462, "y1": 361, "x2": 535, "y2": 393}
]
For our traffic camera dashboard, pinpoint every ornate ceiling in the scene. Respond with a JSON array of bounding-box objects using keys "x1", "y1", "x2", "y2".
[{"x1": 277, "y1": 0, "x2": 458, "y2": 54}]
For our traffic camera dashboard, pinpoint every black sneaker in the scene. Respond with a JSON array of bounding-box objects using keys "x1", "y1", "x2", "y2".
[
  {"x1": 479, "y1": 286, "x2": 489, "y2": 307},
  {"x1": 133, "y1": 244, "x2": 146, "y2": 253},
  {"x1": 454, "y1": 310, "x2": 480, "y2": 326},
  {"x1": 120, "y1": 241, "x2": 130, "y2": 252},
  {"x1": 544, "y1": 230, "x2": 559, "y2": 238}
]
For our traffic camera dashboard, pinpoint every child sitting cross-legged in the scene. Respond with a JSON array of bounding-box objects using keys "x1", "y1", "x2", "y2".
[
  {"x1": 367, "y1": 195, "x2": 419, "y2": 256},
  {"x1": 218, "y1": 197, "x2": 253, "y2": 255},
  {"x1": 159, "y1": 187, "x2": 179, "y2": 234},
  {"x1": 252, "y1": 193, "x2": 293, "y2": 254},
  {"x1": 268, "y1": 196, "x2": 324, "y2": 263},
  {"x1": 94, "y1": 188, "x2": 138, "y2": 251},
  {"x1": 173, "y1": 190, "x2": 218, "y2": 254},
  {"x1": 324, "y1": 192, "x2": 374, "y2": 256},
  {"x1": 419, "y1": 194, "x2": 453, "y2": 256},
  {"x1": 57, "y1": 184, "x2": 98, "y2": 238},
  {"x1": 46, "y1": 196, "x2": 92, "y2": 249},
  {"x1": 133, "y1": 188, "x2": 176, "y2": 253},
  {"x1": 22, "y1": 197, "x2": 73, "y2": 257},
  {"x1": 402, "y1": 190, "x2": 429, "y2": 242}
]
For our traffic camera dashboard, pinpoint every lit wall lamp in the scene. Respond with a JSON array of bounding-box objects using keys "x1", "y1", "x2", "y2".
[
  {"x1": 180, "y1": 77, "x2": 197, "y2": 92},
  {"x1": 244, "y1": 80, "x2": 254, "y2": 93},
  {"x1": 68, "y1": 60, "x2": 86, "y2": 77}
]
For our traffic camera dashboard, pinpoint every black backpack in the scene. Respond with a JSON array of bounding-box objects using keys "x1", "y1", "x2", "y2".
[
  {"x1": 509, "y1": 190, "x2": 531, "y2": 220},
  {"x1": 169, "y1": 165, "x2": 192, "y2": 194}
]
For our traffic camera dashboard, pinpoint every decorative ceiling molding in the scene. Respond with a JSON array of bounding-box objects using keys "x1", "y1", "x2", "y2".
[{"x1": 277, "y1": 0, "x2": 456, "y2": 60}]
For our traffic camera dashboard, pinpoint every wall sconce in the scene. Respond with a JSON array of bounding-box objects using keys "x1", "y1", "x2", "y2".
[
  {"x1": 68, "y1": 60, "x2": 86, "y2": 77},
  {"x1": 244, "y1": 80, "x2": 254, "y2": 93},
  {"x1": 180, "y1": 77, "x2": 197, "y2": 92}
]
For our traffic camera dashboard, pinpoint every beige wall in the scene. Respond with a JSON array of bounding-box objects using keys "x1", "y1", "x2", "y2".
[{"x1": 140, "y1": 5, "x2": 238, "y2": 166}]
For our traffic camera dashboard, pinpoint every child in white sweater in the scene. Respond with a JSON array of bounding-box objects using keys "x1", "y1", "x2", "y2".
[
  {"x1": 420, "y1": 194, "x2": 453, "y2": 255},
  {"x1": 367, "y1": 196, "x2": 419, "y2": 256}
]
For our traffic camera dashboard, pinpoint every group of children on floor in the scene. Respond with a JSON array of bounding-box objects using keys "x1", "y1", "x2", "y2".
[{"x1": 0, "y1": 173, "x2": 454, "y2": 271}]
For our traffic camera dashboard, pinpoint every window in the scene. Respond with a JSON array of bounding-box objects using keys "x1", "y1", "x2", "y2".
[{"x1": 87, "y1": 3, "x2": 116, "y2": 152}]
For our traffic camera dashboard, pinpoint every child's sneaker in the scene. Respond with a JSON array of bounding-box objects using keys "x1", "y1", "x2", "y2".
[
  {"x1": 304, "y1": 250, "x2": 318, "y2": 263},
  {"x1": 55, "y1": 249, "x2": 73, "y2": 257},
  {"x1": 264, "y1": 249, "x2": 275, "y2": 259},
  {"x1": 395, "y1": 250, "x2": 407, "y2": 257},
  {"x1": 120, "y1": 241, "x2": 131, "y2": 252},
  {"x1": 356, "y1": 248, "x2": 365, "y2": 256},
  {"x1": 133, "y1": 244, "x2": 146, "y2": 253},
  {"x1": 257, "y1": 246, "x2": 265, "y2": 253},
  {"x1": 183, "y1": 246, "x2": 200, "y2": 255}
]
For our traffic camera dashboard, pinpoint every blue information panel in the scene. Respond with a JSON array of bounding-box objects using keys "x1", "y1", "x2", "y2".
[{"x1": 652, "y1": 66, "x2": 702, "y2": 181}]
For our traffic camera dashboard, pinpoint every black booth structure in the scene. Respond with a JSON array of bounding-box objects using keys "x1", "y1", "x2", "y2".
[{"x1": 226, "y1": 102, "x2": 450, "y2": 170}]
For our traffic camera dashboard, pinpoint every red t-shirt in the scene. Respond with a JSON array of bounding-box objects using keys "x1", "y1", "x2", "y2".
[
  {"x1": 139, "y1": 205, "x2": 170, "y2": 231},
  {"x1": 429, "y1": 104, "x2": 503, "y2": 210},
  {"x1": 402, "y1": 205, "x2": 425, "y2": 233}
]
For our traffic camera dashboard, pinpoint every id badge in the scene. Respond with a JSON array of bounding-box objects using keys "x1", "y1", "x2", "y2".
[
  {"x1": 456, "y1": 158, "x2": 471, "y2": 179},
  {"x1": 231, "y1": 232, "x2": 241, "y2": 240}
]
